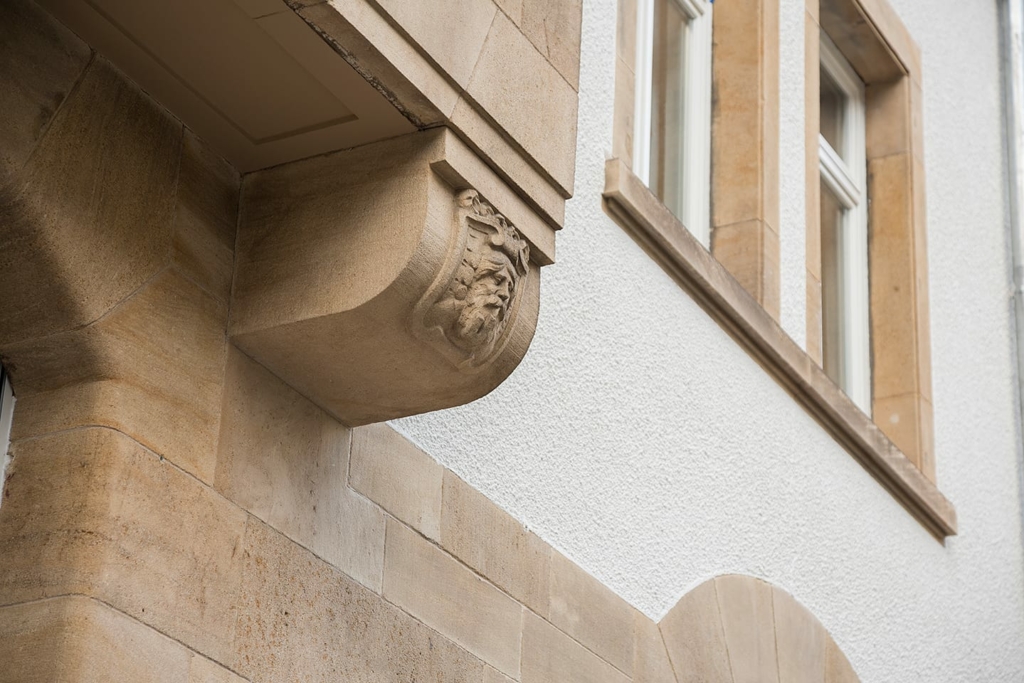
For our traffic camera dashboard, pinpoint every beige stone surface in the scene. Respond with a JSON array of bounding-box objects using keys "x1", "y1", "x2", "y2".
[
  {"x1": 384, "y1": 519, "x2": 523, "y2": 677},
  {"x1": 0, "y1": 0, "x2": 90, "y2": 180},
  {"x1": 873, "y1": 392, "x2": 930, "y2": 474},
  {"x1": 549, "y1": 549, "x2": 635, "y2": 675},
  {"x1": 715, "y1": 574, "x2": 779, "y2": 683},
  {"x1": 711, "y1": 0, "x2": 779, "y2": 229},
  {"x1": 484, "y1": 665, "x2": 516, "y2": 683},
  {"x1": 773, "y1": 586, "x2": 826, "y2": 683},
  {"x1": 231, "y1": 519, "x2": 486, "y2": 682},
  {"x1": 825, "y1": 635, "x2": 860, "y2": 682},
  {"x1": 441, "y1": 470, "x2": 551, "y2": 616},
  {"x1": 521, "y1": 0, "x2": 583, "y2": 89},
  {"x1": 231, "y1": 130, "x2": 541, "y2": 425},
  {"x1": 5, "y1": 269, "x2": 228, "y2": 482},
  {"x1": 495, "y1": 0, "x2": 524, "y2": 25},
  {"x1": 807, "y1": 273, "x2": 823, "y2": 365},
  {"x1": 173, "y1": 130, "x2": 239, "y2": 302},
  {"x1": 819, "y1": 0, "x2": 902, "y2": 84},
  {"x1": 613, "y1": 57, "x2": 636, "y2": 167},
  {"x1": 189, "y1": 655, "x2": 249, "y2": 683},
  {"x1": 0, "y1": 596, "x2": 193, "y2": 683},
  {"x1": 659, "y1": 578, "x2": 732, "y2": 683},
  {"x1": 522, "y1": 611, "x2": 632, "y2": 683},
  {"x1": 0, "y1": 428, "x2": 247, "y2": 664},
  {"x1": 0, "y1": 57, "x2": 181, "y2": 346},
  {"x1": 866, "y1": 78, "x2": 911, "y2": 160},
  {"x1": 215, "y1": 347, "x2": 386, "y2": 591},
  {"x1": 468, "y1": 11, "x2": 578, "y2": 195},
  {"x1": 616, "y1": 0, "x2": 638, "y2": 72},
  {"x1": 868, "y1": 153, "x2": 917, "y2": 400},
  {"x1": 350, "y1": 422, "x2": 444, "y2": 539},
  {"x1": 712, "y1": 219, "x2": 781, "y2": 320},
  {"x1": 375, "y1": 0, "x2": 496, "y2": 88},
  {"x1": 296, "y1": 0, "x2": 458, "y2": 122},
  {"x1": 633, "y1": 611, "x2": 676, "y2": 683},
  {"x1": 449, "y1": 95, "x2": 568, "y2": 228}
]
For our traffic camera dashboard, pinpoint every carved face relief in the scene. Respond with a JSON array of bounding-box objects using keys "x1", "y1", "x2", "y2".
[{"x1": 419, "y1": 190, "x2": 530, "y2": 367}]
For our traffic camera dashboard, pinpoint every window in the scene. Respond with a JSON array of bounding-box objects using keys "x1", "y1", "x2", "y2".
[
  {"x1": 605, "y1": 0, "x2": 950, "y2": 533},
  {"x1": 632, "y1": 0, "x2": 713, "y2": 245},
  {"x1": 818, "y1": 30, "x2": 870, "y2": 413},
  {"x1": 0, "y1": 368, "x2": 13, "y2": 511}
]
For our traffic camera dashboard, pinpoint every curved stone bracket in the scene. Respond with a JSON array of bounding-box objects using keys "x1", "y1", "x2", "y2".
[{"x1": 229, "y1": 129, "x2": 549, "y2": 425}]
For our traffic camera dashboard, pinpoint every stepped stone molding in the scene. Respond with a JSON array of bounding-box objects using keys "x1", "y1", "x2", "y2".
[{"x1": 230, "y1": 128, "x2": 546, "y2": 426}]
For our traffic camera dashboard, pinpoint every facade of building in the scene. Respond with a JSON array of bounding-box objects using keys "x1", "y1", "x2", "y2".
[{"x1": 1, "y1": 0, "x2": 1023, "y2": 681}]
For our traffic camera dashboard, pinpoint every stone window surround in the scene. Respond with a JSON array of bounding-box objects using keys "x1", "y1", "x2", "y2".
[
  {"x1": 808, "y1": 0, "x2": 935, "y2": 482},
  {"x1": 605, "y1": 0, "x2": 953, "y2": 538}
]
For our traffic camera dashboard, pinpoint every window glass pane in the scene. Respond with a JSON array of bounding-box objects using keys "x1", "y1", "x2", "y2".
[
  {"x1": 819, "y1": 67, "x2": 845, "y2": 156},
  {"x1": 820, "y1": 180, "x2": 845, "y2": 388},
  {"x1": 648, "y1": 0, "x2": 687, "y2": 219}
]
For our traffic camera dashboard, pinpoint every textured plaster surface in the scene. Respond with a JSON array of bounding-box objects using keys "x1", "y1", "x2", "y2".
[
  {"x1": 399, "y1": 0, "x2": 1024, "y2": 680},
  {"x1": 779, "y1": 0, "x2": 807, "y2": 347}
]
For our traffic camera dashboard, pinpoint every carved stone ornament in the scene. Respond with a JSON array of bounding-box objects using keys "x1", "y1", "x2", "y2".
[{"x1": 415, "y1": 189, "x2": 531, "y2": 369}]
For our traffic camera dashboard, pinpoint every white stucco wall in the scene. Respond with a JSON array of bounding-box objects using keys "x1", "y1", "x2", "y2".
[{"x1": 398, "y1": 0, "x2": 1024, "y2": 680}]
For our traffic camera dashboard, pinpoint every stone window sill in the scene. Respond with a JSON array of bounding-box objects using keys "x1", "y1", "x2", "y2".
[{"x1": 602, "y1": 158, "x2": 957, "y2": 540}]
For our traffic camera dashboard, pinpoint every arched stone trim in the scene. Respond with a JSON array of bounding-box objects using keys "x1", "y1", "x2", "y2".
[{"x1": 657, "y1": 574, "x2": 859, "y2": 683}]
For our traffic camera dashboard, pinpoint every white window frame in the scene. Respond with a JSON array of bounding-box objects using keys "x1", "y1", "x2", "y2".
[
  {"x1": 818, "y1": 30, "x2": 871, "y2": 414},
  {"x1": 0, "y1": 369, "x2": 14, "y2": 511},
  {"x1": 633, "y1": 0, "x2": 713, "y2": 247}
]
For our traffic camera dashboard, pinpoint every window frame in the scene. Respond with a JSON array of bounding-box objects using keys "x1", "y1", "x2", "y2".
[
  {"x1": 631, "y1": 0, "x2": 713, "y2": 246},
  {"x1": 817, "y1": 30, "x2": 871, "y2": 414}
]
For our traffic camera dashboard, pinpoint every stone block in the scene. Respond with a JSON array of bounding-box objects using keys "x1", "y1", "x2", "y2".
[
  {"x1": 868, "y1": 153, "x2": 917, "y2": 401},
  {"x1": 715, "y1": 574, "x2": 779, "y2": 683},
  {"x1": 374, "y1": 0, "x2": 496, "y2": 88},
  {"x1": 484, "y1": 665, "x2": 516, "y2": 683},
  {"x1": 351, "y1": 423, "x2": 443, "y2": 540},
  {"x1": 548, "y1": 550, "x2": 634, "y2": 675},
  {"x1": 231, "y1": 519, "x2": 486, "y2": 682},
  {"x1": 521, "y1": 0, "x2": 583, "y2": 89},
  {"x1": 441, "y1": 470, "x2": 551, "y2": 616},
  {"x1": 521, "y1": 611, "x2": 632, "y2": 683},
  {"x1": 188, "y1": 655, "x2": 249, "y2": 683},
  {"x1": 4, "y1": 269, "x2": 228, "y2": 482},
  {"x1": 0, "y1": 57, "x2": 181, "y2": 346},
  {"x1": 866, "y1": 78, "x2": 911, "y2": 160},
  {"x1": 659, "y1": 578, "x2": 731, "y2": 683},
  {"x1": 495, "y1": 0, "x2": 524, "y2": 26},
  {"x1": 613, "y1": 57, "x2": 636, "y2": 167},
  {"x1": 173, "y1": 130, "x2": 239, "y2": 302},
  {"x1": 773, "y1": 586, "x2": 826, "y2": 683},
  {"x1": 215, "y1": 347, "x2": 386, "y2": 591},
  {"x1": 0, "y1": 596, "x2": 193, "y2": 683},
  {"x1": 384, "y1": 519, "x2": 523, "y2": 677},
  {"x1": 468, "y1": 11, "x2": 578, "y2": 195},
  {"x1": 873, "y1": 392, "x2": 929, "y2": 473},
  {"x1": 634, "y1": 611, "x2": 676, "y2": 683},
  {"x1": 825, "y1": 635, "x2": 859, "y2": 683},
  {"x1": 711, "y1": 219, "x2": 781, "y2": 319},
  {"x1": 0, "y1": 428, "x2": 247, "y2": 664},
  {"x1": 231, "y1": 130, "x2": 541, "y2": 425},
  {"x1": 0, "y1": 0, "x2": 90, "y2": 180}
]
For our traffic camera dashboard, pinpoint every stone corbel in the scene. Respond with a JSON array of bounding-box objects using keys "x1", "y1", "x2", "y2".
[{"x1": 230, "y1": 128, "x2": 552, "y2": 425}]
